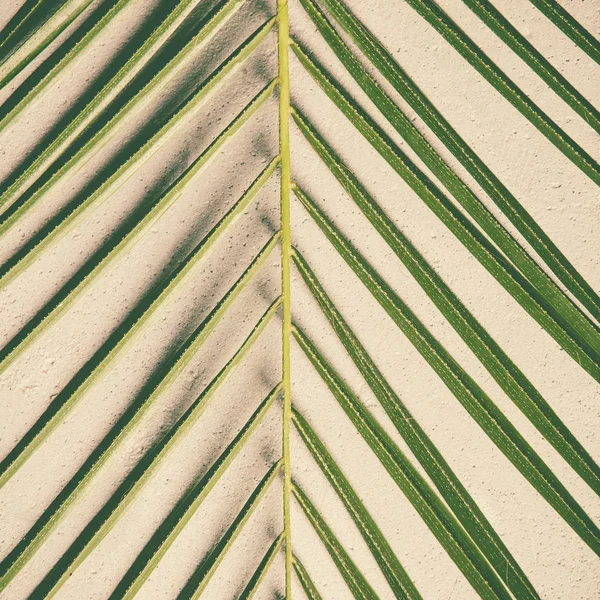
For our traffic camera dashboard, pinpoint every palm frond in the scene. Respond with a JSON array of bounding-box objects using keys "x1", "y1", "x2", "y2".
[
  {"x1": 395, "y1": 0, "x2": 600, "y2": 184},
  {"x1": 527, "y1": 0, "x2": 600, "y2": 64},
  {"x1": 26, "y1": 299, "x2": 281, "y2": 598},
  {"x1": 293, "y1": 324, "x2": 515, "y2": 600},
  {"x1": 302, "y1": 0, "x2": 600, "y2": 325},
  {"x1": 293, "y1": 481, "x2": 380, "y2": 600},
  {"x1": 110, "y1": 384, "x2": 282, "y2": 600},
  {"x1": 0, "y1": 19, "x2": 276, "y2": 282},
  {"x1": 238, "y1": 533, "x2": 284, "y2": 600},
  {"x1": 0, "y1": 80, "x2": 277, "y2": 377},
  {"x1": 293, "y1": 182, "x2": 600, "y2": 554},
  {"x1": 291, "y1": 111, "x2": 600, "y2": 497},
  {"x1": 177, "y1": 461, "x2": 282, "y2": 600},
  {"x1": 291, "y1": 40, "x2": 600, "y2": 383},
  {"x1": 293, "y1": 407, "x2": 423, "y2": 600},
  {"x1": 1, "y1": 0, "x2": 598, "y2": 597},
  {"x1": 0, "y1": 240, "x2": 280, "y2": 589},
  {"x1": 293, "y1": 555, "x2": 324, "y2": 600},
  {"x1": 292, "y1": 248, "x2": 539, "y2": 599},
  {"x1": 0, "y1": 156, "x2": 279, "y2": 486}
]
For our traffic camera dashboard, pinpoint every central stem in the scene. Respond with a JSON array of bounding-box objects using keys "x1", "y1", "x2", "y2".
[{"x1": 277, "y1": 0, "x2": 293, "y2": 597}]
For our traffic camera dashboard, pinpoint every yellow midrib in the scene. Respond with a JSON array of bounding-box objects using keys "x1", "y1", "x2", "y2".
[{"x1": 277, "y1": 0, "x2": 293, "y2": 597}]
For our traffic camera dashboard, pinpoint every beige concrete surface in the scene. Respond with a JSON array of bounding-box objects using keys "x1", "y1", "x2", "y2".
[{"x1": 0, "y1": 0, "x2": 598, "y2": 598}]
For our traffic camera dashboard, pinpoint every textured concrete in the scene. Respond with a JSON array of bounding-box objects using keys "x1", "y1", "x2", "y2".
[{"x1": 0, "y1": 0, "x2": 598, "y2": 598}]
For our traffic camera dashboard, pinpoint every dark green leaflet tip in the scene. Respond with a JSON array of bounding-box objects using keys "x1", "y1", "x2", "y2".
[
  {"x1": 292, "y1": 407, "x2": 422, "y2": 600},
  {"x1": 290, "y1": 107, "x2": 600, "y2": 498},
  {"x1": 309, "y1": 0, "x2": 600, "y2": 326},
  {"x1": 177, "y1": 461, "x2": 282, "y2": 600},
  {"x1": 293, "y1": 555, "x2": 324, "y2": 600}
]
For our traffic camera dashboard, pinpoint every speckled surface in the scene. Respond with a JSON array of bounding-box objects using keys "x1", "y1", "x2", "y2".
[{"x1": 0, "y1": 0, "x2": 598, "y2": 598}]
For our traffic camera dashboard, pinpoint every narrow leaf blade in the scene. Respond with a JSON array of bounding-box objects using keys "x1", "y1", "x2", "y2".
[
  {"x1": 293, "y1": 183, "x2": 600, "y2": 555},
  {"x1": 177, "y1": 462, "x2": 282, "y2": 600},
  {"x1": 293, "y1": 407, "x2": 422, "y2": 600}
]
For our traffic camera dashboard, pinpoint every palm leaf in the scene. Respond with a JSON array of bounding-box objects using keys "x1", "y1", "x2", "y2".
[
  {"x1": 0, "y1": 18, "x2": 276, "y2": 282},
  {"x1": 292, "y1": 481, "x2": 380, "y2": 600},
  {"x1": 1, "y1": 0, "x2": 598, "y2": 597},
  {"x1": 292, "y1": 248, "x2": 540, "y2": 599},
  {"x1": 395, "y1": 0, "x2": 600, "y2": 184},
  {"x1": 0, "y1": 157, "x2": 279, "y2": 486},
  {"x1": 109, "y1": 383, "x2": 282, "y2": 600},
  {"x1": 238, "y1": 533, "x2": 284, "y2": 600},
  {"x1": 293, "y1": 182, "x2": 600, "y2": 554},
  {"x1": 27, "y1": 299, "x2": 281, "y2": 598},
  {"x1": 527, "y1": 0, "x2": 600, "y2": 64},
  {"x1": 291, "y1": 40, "x2": 600, "y2": 384},
  {"x1": 292, "y1": 406, "x2": 423, "y2": 600},
  {"x1": 304, "y1": 0, "x2": 600, "y2": 326},
  {"x1": 0, "y1": 242, "x2": 280, "y2": 589},
  {"x1": 293, "y1": 555, "x2": 324, "y2": 600},
  {"x1": 292, "y1": 324, "x2": 514, "y2": 600},
  {"x1": 0, "y1": 0, "x2": 247, "y2": 215},
  {"x1": 291, "y1": 112, "x2": 600, "y2": 496}
]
